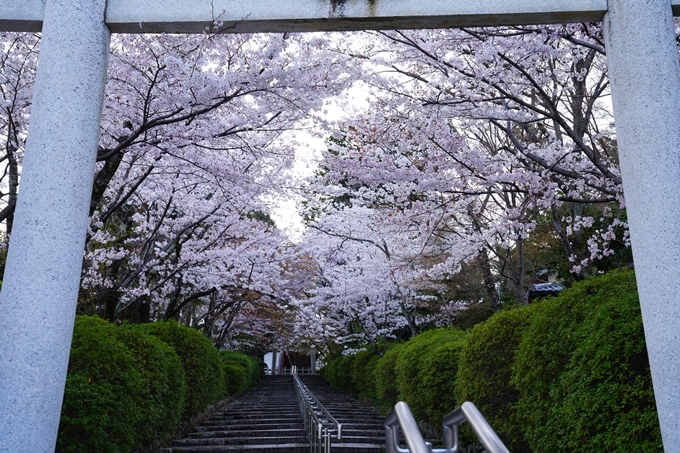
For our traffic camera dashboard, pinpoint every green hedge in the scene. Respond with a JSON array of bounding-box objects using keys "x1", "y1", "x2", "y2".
[
  {"x1": 396, "y1": 328, "x2": 466, "y2": 423},
  {"x1": 224, "y1": 363, "x2": 248, "y2": 394},
  {"x1": 455, "y1": 306, "x2": 537, "y2": 452},
  {"x1": 57, "y1": 317, "x2": 261, "y2": 453},
  {"x1": 220, "y1": 351, "x2": 261, "y2": 390},
  {"x1": 329, "y1": 354, "x2": 356, "y2": 392},
  {"x1": 138, "y1": 321, "x2": 226, "y2": 417},
  {"x1": 118, "y1": 325, "x2": 187, "y2": 444},
  {"x1": 57, "y1": 317, "x2": 146, "y2": 453},
  {"x1": 512, "y1": 270, "x2": 662, "y2": 452},
  {"x1": 352, "y1": 349, "x2": 379, "y2": 400},
  {"x1": 322, "y1": 353, "x2": 365, "y2": 394},
  {"x1": 420, "y1": 334, "x2": 467, "y2": 424},
  {"x1": 374, "y1": 343, "x2": 406, "y2": 408},
  {"x1": 320, "y1": 270, "x2": 661, "y2": 452}
]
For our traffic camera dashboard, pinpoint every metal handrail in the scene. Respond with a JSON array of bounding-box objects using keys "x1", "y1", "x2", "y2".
[
  {"x1": 293, "y1": 373, "x2": 343, "y2": 453},
  {"x1": 442, "y1": 402, "x2": 510, "y2": 453},
  {"x1": 385, "y1": 402, "x2": 431, "y2": 453},
  {"x1": 385, "y1": 401, "x2": 510, "y2": 453}
]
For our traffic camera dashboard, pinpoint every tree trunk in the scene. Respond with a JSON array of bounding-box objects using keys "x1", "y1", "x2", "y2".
[
  {"x1": 6, "y1": 143, "x2": 19, "y2": 236},
  {"x1": 478, "y1": 249, "x2": 500, "y2": 309},
  {"x1": 514, "y1": 236, "x2": 527, "y2": 305},
  {"x1": 90, "y1": 151, "x2": 125, "y2": 215},
  {"x1": 551, "y1": 203, "x2": 584, "y2": 281}
]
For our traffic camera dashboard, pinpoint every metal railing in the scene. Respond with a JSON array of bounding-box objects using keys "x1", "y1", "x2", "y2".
[
  {"x1": 285, "y1": 365, "x2": 315, "y2": 375},
  {"x1": 385, "y1": 401, "x2": 510, "y2": 453},
  {"x1": 271, "y1": 366, "x2": 315, "y2": 375},
  {"x1": 293, "y1": 373, "x2": 343, "y2": 453}
]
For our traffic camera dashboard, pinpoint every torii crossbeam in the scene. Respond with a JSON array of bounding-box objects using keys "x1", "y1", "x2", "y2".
[{"x1": 1, "y1": 1, "x2": 680, "y2": 451}]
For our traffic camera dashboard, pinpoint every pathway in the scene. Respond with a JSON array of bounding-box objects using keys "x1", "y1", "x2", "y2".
[{"x1": 159, "y1": 375, "x2": 386, "y2": 453}]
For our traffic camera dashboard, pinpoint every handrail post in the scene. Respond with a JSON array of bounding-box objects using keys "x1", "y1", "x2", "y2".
[
  {"x1": 294, "y1": 374, "x2": 342, "y2": 453},
  {"x1": 443, "y1": 402, "x2": 510, "y2": 453},
  {"x1": 385, "y1": 402, "x2": 430, "y2": 453},
  {"x1": 386, "y1": 401, "x2": 509, "y2": 453},
  {"x1": 441, "y1": 423, "x2": 459, "y2": 451}
]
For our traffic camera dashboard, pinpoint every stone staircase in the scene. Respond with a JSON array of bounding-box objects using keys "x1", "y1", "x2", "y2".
[
  {"x1": 159, "y1": 375, "x2": 387, "y2": 453},
  {"x1": 298, "y1": 375, "x2": 385, "y2": 453},
  {"x1": 160, "y1": 375, "x2": 307, "y2": 453}
]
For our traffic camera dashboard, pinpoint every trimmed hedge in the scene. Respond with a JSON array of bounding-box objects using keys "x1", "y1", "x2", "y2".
[
  {"x1": 340, "y1": 355, "x2": 357, "y2": 392},
  {"x1": 396, "y1": 328, "x2": 466, "y2": 423},
  {"x1": 58, "y1": 317, "x2": 260, "y2": 453},
  {"x1": 320, "y1": 270, "x2": 661, "y2": 452},
  {"x1": 57, "y1": 317, "x2": 146, "y2": 453},
  {"x1": 224, "y1": 363, "x2": 248, "y2": 395},
  {"x1": 138, "y1": 321, "x2": 226, "y2": 417},
  {"x1": 351, "y1": 349, "x2": 379, "y2": 400},
  {"x1": 327, "y1": 354, "x2": 356, "y2": 393},
  {"x1": 374, "y1": 343, "x2": 406, "y2": 408},
  {"x1": 420, "y1": 334, "x2": 467, "y2": 424},
  {"x1": 512, "y1": 270, "x2": 662, "y2": 453},
  {"x1": 455, "y1": 305, "x2": 538, "y2": 452},
  {"x1": 323, "y1": 352, "x2": 370, "y2": 395},
  {"x1": 120, "y1": 325, "x2": 187, "y2": 443},
  {"x1": 220, "y1": 351, "x2": 261, "y2": 390}
]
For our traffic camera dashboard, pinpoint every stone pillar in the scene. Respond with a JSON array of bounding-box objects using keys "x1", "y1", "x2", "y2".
[
  {"x1": 278, "y1": 349, "x2": 284, "y2": 375},
  {"x1": 604, "y1": 1, "x2": 680, "y2": 450},
  {"x1": 0, "y1": 0, "x2": 110, "y2": 451},
  {"x1": 311, "y1": 351, "x2": 317, "y2": 374}
]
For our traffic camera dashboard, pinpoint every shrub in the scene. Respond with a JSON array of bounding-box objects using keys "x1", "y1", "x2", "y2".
[
  {"x1": 335, "y1": 355, "x2": 357, "y2": 393},
  {"x1": 512, "y1": 270, "x2": 662, "y2": 452},
  {"x1": 57, "y1": 316, "x2": 145, "y2": 453},
  {"x1": 322, "y1": 354, "x2": 357, "y2": 392},
  {"x1": 322, "y1": 356, "x2": 340, "y2": 387},
  {"x1": 453, "y1": 302, "x2": 496, "y2": 331},
  {"x1": 351, "y1": 349, "x2": 379, "y2": 400},
  {"x1": 220, "y1": 351, "x2": 260, "y2": 389},
  {"x1": 120, "y1": 325, "x2": 186, "y2": 443},
  {"x1": 419, "y1": 332, "x2": 467, "y2": 425},
  {"x1": 455, "y1": 306, "x2": 537, "y2": 452},
  {"x1": 362, "y1": 355, "x2": 381, "y2": 401},
  {"x1": 224, "y1": 363, "x2": 247, "y2": 395},
  {"x1": 139, "y1": 321, "x2": 226, "y2": 417},
  {"x1": 375, "y1": 343, "x2": 406, "y2": 409},
  {"x1": 395, "y1": 328, "x2": 465, "y2": 422}
]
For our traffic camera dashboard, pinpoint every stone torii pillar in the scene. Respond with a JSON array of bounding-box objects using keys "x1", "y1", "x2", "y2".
[
  {"x1": 2, "y1": 0, "x2": 680, "y2": 451},
  {"x1": 0, "y1": 1, "x2": 110, "y2": 452}
]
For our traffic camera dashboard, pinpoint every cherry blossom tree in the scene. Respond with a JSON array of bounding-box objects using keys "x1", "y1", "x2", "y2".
[
  {"x1": 0, "y1": 32, "x2": 38, "y2": 234},
  {"x1": 1, "y1": 24, "x2": 640, "y2": 349},
  {"x1": 302, "y1": 24, "x2": 630, "y2": 318},
  {"x1": 80, "y1": 31, "x2": 358, "y2": 326},
  {"x1": 0, "y1": 31, "x2": 359, "y2": 347}
]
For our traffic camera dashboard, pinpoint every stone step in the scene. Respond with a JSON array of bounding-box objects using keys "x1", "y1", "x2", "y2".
[
  {"x1": 205, "y1": 413, "x2": 302, "y2": 421},
  {"x1": 189, "y1": 428, "x2": 307, "y2": 439},
  {"x1": 319, "y1": 409, "x2": 379, "y2": 414},
  {"x1": 160, "y1": 442, "x2": 309, "y2": 453},
  {"x1": 327, "y1": 414, "x2": 381, "y2": 420},
  {"x1": 235, "y1": 402, "x2": 299, "y2": 405},
  {"x1": 207, "y1": 414, "x2": 302, "y2": 420},
  {"x1": 194, "y1": 422, "x2": 303, "y2": 432},
  {"x1": 339, "y1": 429, "x2": 384, "y2": 436},
  {"x1": 336, "y1": 422, "x2": 383, "y2": 427},
  {"x1": 338, "y1": 436, "x2": 385, "y2": 443},
  {"x1": 330, "y1": 443, "x2": 385, "y2": 453},
  {"x1": 173, "y1": 436, "x2": 308, "y2": 447},
  {"x1": 161, "y1": 374, "x2": 388, "y2": 453}
]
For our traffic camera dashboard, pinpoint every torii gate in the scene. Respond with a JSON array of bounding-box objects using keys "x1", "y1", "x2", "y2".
[{"x1": 1, "y1": 0, "x2": 680, "y2": 451}]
